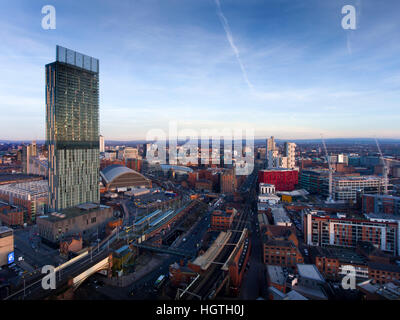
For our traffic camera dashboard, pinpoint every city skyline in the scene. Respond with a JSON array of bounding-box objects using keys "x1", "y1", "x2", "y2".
[{"x1": 0, "y1": 0, "x2": 400, "y2": 140}]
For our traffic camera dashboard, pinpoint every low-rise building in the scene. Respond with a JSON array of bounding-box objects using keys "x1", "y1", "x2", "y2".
[
  {"x1": 271, "y1": 206, "x2": 292, "y2": 226},
  {"x1": 259, "y1": 183, "x2": 275, "y2": 195},
  {"x1": 37, "y1": 203, "x2": 114, "y2": 245},
  {"x1": 0, "y1": 180, "x2": 48, "y2": 223},
  {"x1": 195, "y1": 179, "x2": 213, "y2": 193},
  {"x1": 311, "y1": 246, "x2": 368, "y2": 281},
  {"x1": 266, "y1": 265, "x2": 287, "y2": 293},
  {"x1": 0, "y1": 226, "x2": 14, "y2": 267},
  {"x1": 368, "y1": 262, "x2": 400, "y2": 284},
  {"x1": 0, "y1": 202, "x2": 24, "y2": 226},
  {"x1": 262, "y1": 225, "x2": 303, "y2": 268},
  {"x1": 358, "y1": 280, "x2": 400, "y2": 300},
  {"x1": 210, "y1": 208, "x2": 237, "y2": 231},
  {"x1": 258, "y1": 194, "x2": 280, "y2": 206},
  {"x1": 169, "y1": 262, "x2": 198, "y2": 287}
]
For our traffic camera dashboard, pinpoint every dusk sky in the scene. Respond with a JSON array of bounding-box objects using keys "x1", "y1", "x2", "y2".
[{"x1": 0, "y1": 0, "x2": 399, "y2": 141}]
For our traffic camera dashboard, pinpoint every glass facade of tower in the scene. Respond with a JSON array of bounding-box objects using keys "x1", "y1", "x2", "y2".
[{"x1": 46, "y1": 46, "x2": 100, "y2": 212}]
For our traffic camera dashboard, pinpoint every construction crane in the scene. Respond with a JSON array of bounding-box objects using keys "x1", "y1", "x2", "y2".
[
  {"x1": 321, "y1": 134, "x2": 334, "y2": 202},
  {"x1": 375, "y1": 138, "x2": 389, "y2": 195}
]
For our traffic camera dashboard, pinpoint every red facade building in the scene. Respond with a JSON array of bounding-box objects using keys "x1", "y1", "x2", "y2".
[{"x1": 258, "y1": 169, "x2": 298, "y2": 191}]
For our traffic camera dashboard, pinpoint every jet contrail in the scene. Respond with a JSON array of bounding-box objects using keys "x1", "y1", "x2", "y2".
[{"x1": 215, "y1": 0, "x2": 254, "y2": 91}]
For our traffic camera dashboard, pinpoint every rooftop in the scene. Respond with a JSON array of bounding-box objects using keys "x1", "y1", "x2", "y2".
[
  {"x1": 283, "y1": 290, "x2": 309, "y2": 300},
  {"x1": 271, "y1": 206, "x2": 291, "y2": 224},
  {"x1": 266, "y1": 265, "x2": 286, "y2": 286},
  {"x1": 0, "y1": 173, "x2": 43, "y2": 184},
  {"x1": 277, "y1": 189, "x2": 309, "y2": 197},
  {"x1": 311, "y1": 246, "x2": 366, "y2": 265},
  {"x1": 260, "y1": 168, "x2": 298, "y2": 172},
  {"x1": 38, "y1": 204, "x2": 111, "y2": 222},
  {"x1": 160, "y1": 164, "x2": 193, "y2": 173},
  {"x1": 297, "y1": 264, "x2": 325, "y2": 283},
  {"x1": 358, "y1": 280, "x2": 400, "y2": 300},
  {"x1": 191, "y1": 231, "x2": 231, "y2": 271},
  {"x1": 368, "y1": 262, "x2": 400, "y2": 273},
  {"x1": 101, "y1": 164, "x2": 149, "y2": 185},
  {"x1": 365, "y1": 214, "x2": 400, "y2": 222},
  {"x1": 0, "y1": 225, "x2": 13, "y2": 234}
]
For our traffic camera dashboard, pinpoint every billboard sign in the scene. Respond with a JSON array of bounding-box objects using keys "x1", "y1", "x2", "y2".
[{"x1": 7, "y1": 252, "x2": 15, "y2": 264}]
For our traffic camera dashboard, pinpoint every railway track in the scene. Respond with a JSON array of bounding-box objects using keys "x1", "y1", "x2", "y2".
[{"x1": 185, "y1": 202, "x2": 251, "y2": 300}]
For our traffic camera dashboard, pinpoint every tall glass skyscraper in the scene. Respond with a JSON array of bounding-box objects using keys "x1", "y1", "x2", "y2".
[{"x1": 46, "y1": 46, "x2": 100, "y2": 212}]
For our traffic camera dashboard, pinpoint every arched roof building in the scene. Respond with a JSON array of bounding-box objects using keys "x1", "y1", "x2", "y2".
[{"x1": 100, "y1": 164, "x2": 152, "y2": 190}]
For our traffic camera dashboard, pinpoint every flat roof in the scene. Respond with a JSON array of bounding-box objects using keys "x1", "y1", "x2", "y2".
[
  {"x1": 333, "y1": 175, "x2": 382, "y2": 181},
  {"x1": 259, "y1": 194, "x2": 280, "y2": 200},
  {"x1": 277, "y1": 189, "x2": 309, "y2": 197},
  {"x1": 260, "y1": 168, "x2": 298, "y2": 172},
  {"x1": 56, "y1": 45, "x2": 99, "y2": 73},
  {"x1": 115, "y1": 244, "x2": 130, "y2": 255},
  {"x1": 0, "y1": 173, "x2": 43, "y2": 183},
  {"x1": 312, "y1": 246, "x2": 366, "y2": 265},
  {"x1": 266, "y1": 265, "x2": 286, "y2": 286},
  {"x1": 271, "y1": 207, "x2": 291, "y2": 224},
  {"x1": 368, "y1": 262, "x2": 400, "y2": 273},
  {"x1": 41, "y1": 204, "x2": 111, "y2": 222},
  {"x1": 365, "y1": 214, "x2": 400, "y2": 222}
]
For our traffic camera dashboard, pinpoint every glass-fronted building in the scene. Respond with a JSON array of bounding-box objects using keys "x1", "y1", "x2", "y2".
[{"x1": 46, "y1": 45, "x2": 100, "y2": 212}]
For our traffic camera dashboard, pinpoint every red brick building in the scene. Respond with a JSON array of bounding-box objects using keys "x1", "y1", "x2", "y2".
[
  {"x1": 195, "y1": 179, "x2": 213, "y2": 192},
  {"x1": 362, "y1": 194, "x2": 400, "y2": 215},
  {"x1": 262, "y1": 225, "x2": 304, "y2": 268},
  {"x1": 210, "y1": 208, "x2": 237, "y2": 231},
  {"x1": 311, "y1": 246, "x2": 368, "y2": 280},
  {"x1": 227, "y1": 234, "x2": 251, "y2": 296},
  {"x1": 368, "y1": 262, "x2": 400, "y2": 284},
  {"x1": 100, "y1": 159, "x2": 125, "y2": 170},
  {"x1": 59, "y1": 235, "x2": 83, "y2": 257},
  {"x1": 169, "y1": 262, "x2": 197, "y2": 287},
  {"x1": 220, "y1": 169, "x2": 237, "y2": 193},
  {"x1": 0, "y1": 204, "x2": 24, "y2": 226},
  {"x1": 126, "y1": 158, "x2": 142, "y2": 173}
]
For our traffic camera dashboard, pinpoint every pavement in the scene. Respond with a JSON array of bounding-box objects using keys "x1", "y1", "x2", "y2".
[{"x1": 13, "y1": 227, "x2": 64, "y2": 269}]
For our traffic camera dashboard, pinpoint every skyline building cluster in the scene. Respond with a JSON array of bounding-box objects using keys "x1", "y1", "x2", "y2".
[
  {"x1": 1, "y1": 41, "x2": 400, "y2": 304},
  {"x1": 266, "y1": 136, "x2": 297, "y2": 170}
]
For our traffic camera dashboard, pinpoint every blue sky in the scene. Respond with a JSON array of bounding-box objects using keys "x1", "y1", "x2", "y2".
[{"x1": 0, "y1": 0, "x2": 399, "y2": 140}]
